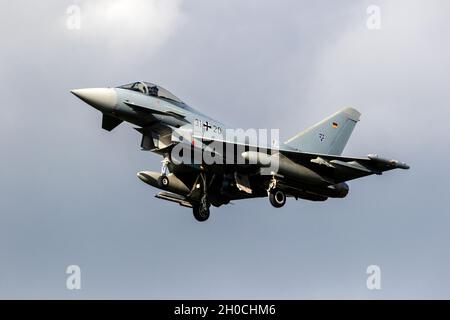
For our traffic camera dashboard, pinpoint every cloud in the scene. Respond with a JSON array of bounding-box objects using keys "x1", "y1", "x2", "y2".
[{"x1": 78, "y1": 0, "x2": 184, "y2": 50}]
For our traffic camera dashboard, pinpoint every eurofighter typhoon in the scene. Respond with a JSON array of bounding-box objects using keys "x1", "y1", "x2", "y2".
[{"x1": 71, "y1": 81, "x2": 409, "y2": 222}]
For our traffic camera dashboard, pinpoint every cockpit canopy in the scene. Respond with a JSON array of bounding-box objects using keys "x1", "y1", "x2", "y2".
[{"x1": 117, "y1": 82, "x2": 183, "y2": 104}]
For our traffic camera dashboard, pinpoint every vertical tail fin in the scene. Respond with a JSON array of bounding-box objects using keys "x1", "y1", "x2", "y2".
[{"x1": 284, "y1": 107, "x2": 361, "y2": 155}]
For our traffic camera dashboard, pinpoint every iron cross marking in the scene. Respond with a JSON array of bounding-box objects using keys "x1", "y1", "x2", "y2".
[{"x1": 203, "y1": 121, "x2": 212, "y2": 131}]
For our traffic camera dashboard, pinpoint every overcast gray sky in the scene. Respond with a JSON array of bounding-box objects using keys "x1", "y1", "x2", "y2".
[{"x1": 1, "y1": 0, "x2": 449, "y2": 299}]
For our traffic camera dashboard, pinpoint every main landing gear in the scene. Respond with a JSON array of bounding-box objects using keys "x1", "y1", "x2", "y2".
[
  {"x1": 268, "y1": 177, "x2": 286, "y2": 208},
  {"x1": 269, "y1": 188, "x2": 286, "y2": 208},
  {"x1": 192, "y1": 202, "x2": 210, "y2": 222},
  {"x1": 191, "y1": 172, "x2": 211, "y2": 222}
]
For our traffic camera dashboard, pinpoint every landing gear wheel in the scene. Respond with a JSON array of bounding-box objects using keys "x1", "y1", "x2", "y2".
[
  {"x1": 158, "y1": 175, "x2": 169, "y2": 188},
  {"x1": 192, "y1": 203, "x2": 210, "y2": 222},
  {"x1": 269, "y1": 188, "x2": 286, "y2": 208}
]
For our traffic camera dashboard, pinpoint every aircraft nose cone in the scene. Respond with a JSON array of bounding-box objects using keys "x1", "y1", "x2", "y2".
[{"x1": 71, "y1": 88, "x2": 117, "y2": 112}]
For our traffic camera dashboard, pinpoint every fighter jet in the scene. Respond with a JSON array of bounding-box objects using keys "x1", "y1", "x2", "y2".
[{"x1": 71, "y1": 81, "x2": 409, "y2": 222}]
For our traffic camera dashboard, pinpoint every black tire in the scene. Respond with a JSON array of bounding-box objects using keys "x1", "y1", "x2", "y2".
[
  {"x1": 269, "y1": 188, "x2": 286, "y2": 208},
  {"x1": 192, "y1": 203, "x2": 210, "y2": 222},
  {"x1": 157, "y1": 175, "x2": 170, "y2": 188}
]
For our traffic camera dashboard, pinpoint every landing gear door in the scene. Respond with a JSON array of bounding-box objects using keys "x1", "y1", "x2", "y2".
[
  {"x1": 140, "y1": 132, "x2": 156, "y2": 151},
  {"x1": 141, "y1": 130, "x2": 172, "y2": 151},
  {"x1": 234, "y1": 172, "x2": 252, "y2": 194}
]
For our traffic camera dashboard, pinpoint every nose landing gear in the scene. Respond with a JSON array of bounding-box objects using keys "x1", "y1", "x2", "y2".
[
  {"x1": 158, "y1": 157, "x2": 170, "y2": 188},
  {"x1": 157, "y1": 175, "x2": 170, "y2": 188}
]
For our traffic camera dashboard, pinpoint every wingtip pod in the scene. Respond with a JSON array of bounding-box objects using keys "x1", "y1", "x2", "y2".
[
  {"x1": 396, "y1": 162, "x2": 410, "y2": 170},
  {"x1": 367, "y1": 154, "x2": 410, "y2": 170}
]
